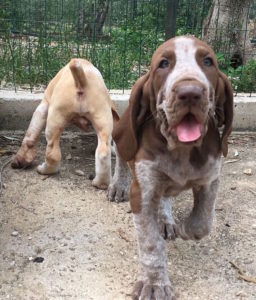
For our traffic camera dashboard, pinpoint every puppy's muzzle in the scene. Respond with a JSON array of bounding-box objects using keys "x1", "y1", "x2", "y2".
[
  {"x1": 174, "y1": 80, "x2": 205, "y2": 105},
  {"x1": 175, "y1": 84, "x2": 203, "y2": 103}
]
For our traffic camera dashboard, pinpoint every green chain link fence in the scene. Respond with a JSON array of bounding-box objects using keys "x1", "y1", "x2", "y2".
[{"x1": 0, "y1": 0, "x2": 255, "y2": 93}]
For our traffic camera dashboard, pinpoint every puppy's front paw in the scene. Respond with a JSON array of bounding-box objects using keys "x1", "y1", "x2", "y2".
[
  {"x1": 158, "y1": 220, "x2": 177, "y2": 240},
  {"x1": 107, "y1": 180, "x2": 129, "y2": 202},
  {"x1": 158, "y1": 198, "x2": 177, "y2": 240},
  {"x1": 176, "y1": 218, "x2": 211, "y2": 241},
  {"x1": 37, "y1": 162, "x2": 60, "y2": 175},
  {"x1": 92, "y1": 176, "x2": 109, "y2": 190},
  {"x1": 132, "y1": 279, "x2": 176, "y2": 300}
]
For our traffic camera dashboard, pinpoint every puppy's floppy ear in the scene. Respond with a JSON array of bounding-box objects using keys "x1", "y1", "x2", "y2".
[
  {"x1": 110, "y1": 102, "x2": 120, "y2": 125},
  {"x1": 113, "y1": 72, "x2": 151, "y2": 161},
  {"x1": 215, "y1": 71, "x2": 233, "y2": 157}
]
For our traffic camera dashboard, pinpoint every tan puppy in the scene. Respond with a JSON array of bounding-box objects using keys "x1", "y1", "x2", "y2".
[{"x1": 12, "y1": 58, "x2": 118, "y2": 189}]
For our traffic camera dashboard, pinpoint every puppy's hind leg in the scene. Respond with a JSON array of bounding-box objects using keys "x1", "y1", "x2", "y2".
[
  {"x1": 11, "y1": 99, "x2": 48, "y2": 169},
  {"x1": 92, "y1": 130, "x2": 112, "y2": 190},
  {"x1": 37, "y1": 109, "x2": 66, "y2": 175},
  {"x1": 108, "y1": 143, "x2": 131, "y2": 202}
]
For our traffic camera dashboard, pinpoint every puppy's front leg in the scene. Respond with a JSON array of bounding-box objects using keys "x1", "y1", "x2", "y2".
[
  {"x1": 158, "y1": 197, "x2": 177, "y2": 240},
  {"x1": 177, "y1": 179, "x2": 219, "y2": 240},
  {"x1": 131, "y1": 179, "x2": 175, "y2": 300}
]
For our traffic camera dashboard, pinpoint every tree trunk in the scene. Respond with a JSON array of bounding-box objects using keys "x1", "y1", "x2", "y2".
[
  {"x1": 165, "y1": 0, "x2": 178, "y2": 40},
  {"x1": 77, "y1": 1, "x2": 109, "y2": 40},
  {"x1": 202, "y1": 0, "x2": 253, "y2": 67},
  {"x1": 95, "y1": 2, "x2": 109, "y2": 38}
]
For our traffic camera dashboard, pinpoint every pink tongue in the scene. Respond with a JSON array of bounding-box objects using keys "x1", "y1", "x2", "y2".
[{"x1": 176, "y1": 114, "x2": 202, "y2": 142}]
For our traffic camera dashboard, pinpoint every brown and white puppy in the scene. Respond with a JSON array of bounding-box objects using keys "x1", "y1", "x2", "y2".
[
  {"x1": 108, "y1": 36, "x2": 233, "y2": 298},
  {"x1": 12, "y1": 58, "x2": 118, "y2": 189}
]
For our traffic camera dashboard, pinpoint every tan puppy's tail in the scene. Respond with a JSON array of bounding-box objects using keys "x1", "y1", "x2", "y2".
[{"x1": 69, "y1": 58, "x2": 87, "y2": 90}]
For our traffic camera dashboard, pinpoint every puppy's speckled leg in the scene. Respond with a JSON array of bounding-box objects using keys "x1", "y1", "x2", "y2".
[
  {"x1": 132, "y1": 161, "x2": 176, "y2": 300},
  {"x1": 177, "y1": 179, "x2": 219, "y2": 240},
  {"x1": 158, "y1": 197, "x2": 177, "y2": 240}
]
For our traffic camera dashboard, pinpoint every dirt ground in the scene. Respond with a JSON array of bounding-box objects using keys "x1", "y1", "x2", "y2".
[{"x1": 0, "y1": 130, "x2": 256, "y2": 300}]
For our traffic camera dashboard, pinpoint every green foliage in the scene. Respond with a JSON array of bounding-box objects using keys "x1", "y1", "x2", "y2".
[
  {"x1": 0, "y1": 0, "x2": 255, "y2": 93},
  {"x1": 217, "y1": 53, "x2": 256, "y2": 93},
  {"x1": 228, "y1": 60, "x2": 256, "y2": 93}
]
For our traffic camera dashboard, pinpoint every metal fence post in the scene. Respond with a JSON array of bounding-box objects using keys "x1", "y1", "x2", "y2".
[{"x1": 165, "y1": 0, "x2": 178, "y2": 40}]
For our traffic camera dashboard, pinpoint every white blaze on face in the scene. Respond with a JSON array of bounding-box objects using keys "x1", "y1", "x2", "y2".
[{"x1": 164, "y1": 37, "x2": 210, "y2": 96}]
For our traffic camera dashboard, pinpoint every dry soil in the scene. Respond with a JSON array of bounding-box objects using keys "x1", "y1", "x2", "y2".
[{"x1": 0, "y1": 131, "x2": 256, "y2": 300}]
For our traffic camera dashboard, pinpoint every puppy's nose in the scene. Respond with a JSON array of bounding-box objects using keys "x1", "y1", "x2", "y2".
[{"x1": 176, "y1": 85, "x2": 203, "y2": 102}]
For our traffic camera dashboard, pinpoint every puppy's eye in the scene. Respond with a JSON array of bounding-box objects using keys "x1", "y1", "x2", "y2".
[
  {"x1": 203, "y1": 57, "x2": 213, "y2": 67},
  {"x1": 159, "y1": 59, "x2": 169, "y2": 69}
]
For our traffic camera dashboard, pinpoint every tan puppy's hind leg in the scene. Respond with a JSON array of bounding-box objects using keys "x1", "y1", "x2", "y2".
[
  {"x1": 37, "y1": 110, "x2": 66, "y2": 175},
  {"x1": 11, "y1": 100, "x2": 48, "y2": 169},
  {"x1": 92, "y1": 131, "x2": 112, "y2": 190}
]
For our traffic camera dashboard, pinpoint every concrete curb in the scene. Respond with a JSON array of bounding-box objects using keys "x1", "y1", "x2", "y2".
[{"x1": 0, "y1": 90, "x2": 255, "y2": 130}]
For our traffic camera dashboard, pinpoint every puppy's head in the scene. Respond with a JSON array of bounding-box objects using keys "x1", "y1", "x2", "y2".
[
  {"x1": 153, "y1": 36, "x2": 233, "y2": 155},
  {"x1": 114, "y1": 36, "x2": 233, "y2": 161}
]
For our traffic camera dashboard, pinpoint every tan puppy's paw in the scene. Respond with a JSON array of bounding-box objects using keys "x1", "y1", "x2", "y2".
[
  {"x1": 37, "y1": 162, "x2": 60, "y2": 175},
  {"x1": 11, "y1": 154, "x2": 34, "y2": 169},
  {"x1": 92, "y1": 176, "x2": 110, "y2": 190}
]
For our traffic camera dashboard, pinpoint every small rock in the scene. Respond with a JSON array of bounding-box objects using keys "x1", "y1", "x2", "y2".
[
  {"x1": 33, "y1": 257, "x2": 44, "y2": 263},
  {"x1": 244, "y1": 258, "x2": 253, "y2": 264},
  {"x1": 243, "y1": 168, "x2": 253, "y2": 175},
  {"x1": 11, "y1": 231, "x2": 19, "y2": 237},
  {"x1": 236, "y1": 290, "x2": 247, "y2": 297},
  {"x1": 75, "y1": 169, "x2": 85, "y2": 176},
  {"x1": 28, "y1": 256, "x2": 33, "y2": 261},
  {"x1": 28, "y1": 236, "x2": 32, "y2": 240},
  {"x1": 10, "y1": 261, "x2": 15, "y2": 267},
  {"x1": 233, "y1": 149, "x2": 239, "y2": 157},
  {"x1": 230, "y1": 186, "x2": 237, "y2": 190},
  {"x1": 65, "y1": 154, "x2": 72, "y2": 160}
]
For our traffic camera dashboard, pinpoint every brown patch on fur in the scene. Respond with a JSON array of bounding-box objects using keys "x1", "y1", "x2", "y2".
[
  {"x1": 190, "y1": 120, "x2": 221, "y2": 169},
  {"x1": 130, "y1": 178, "x2": 142, "y2": 214}
]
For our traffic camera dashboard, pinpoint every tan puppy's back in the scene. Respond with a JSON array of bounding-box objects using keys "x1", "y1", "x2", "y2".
[{"x1": 44, "y1": 59, "x2": 112, "y2": 122}]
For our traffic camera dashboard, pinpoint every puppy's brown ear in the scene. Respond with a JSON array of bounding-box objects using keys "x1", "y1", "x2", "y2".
[
  {"x1": 113, "y1": 73, "x2": 150, "y2": 161},
  {"x1": 110, "y1": 102, "x2": 120, "y2": 126},
  {"x1": 215, "y1": 72, "x2": 233, "y2": 157}
]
